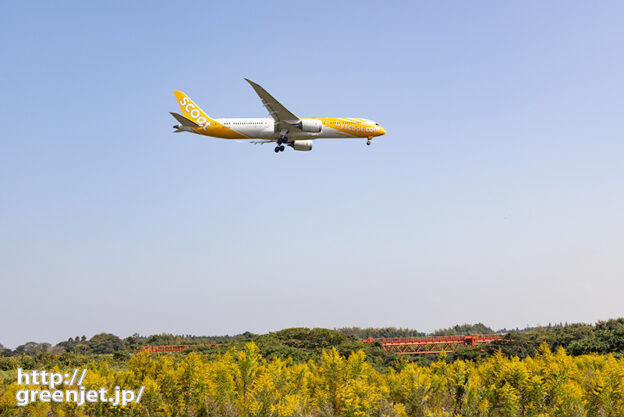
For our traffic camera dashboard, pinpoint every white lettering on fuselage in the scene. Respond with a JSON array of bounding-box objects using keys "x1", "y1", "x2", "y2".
[
  {"x1": 179, "y1": 97, "x2": 209, "y2": 128},
  {"x1": 335, "y1": 122, "x2": 375, "y2": 133}
]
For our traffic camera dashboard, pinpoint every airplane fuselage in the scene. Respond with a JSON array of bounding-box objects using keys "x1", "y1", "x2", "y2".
[{"x1": 178, "y1": 117, "x2": 386, "y2": 140}]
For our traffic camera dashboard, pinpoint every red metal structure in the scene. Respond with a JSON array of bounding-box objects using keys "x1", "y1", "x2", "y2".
[
  {"x1": 360, "y1": 334, "x2": 504, "y2": 355},
  {"x1": 140, "y1": 344, "x2": 221, "y2": 353},
  {"x1": 140, "y1": 334, "x2": 504, "y2": 355}
]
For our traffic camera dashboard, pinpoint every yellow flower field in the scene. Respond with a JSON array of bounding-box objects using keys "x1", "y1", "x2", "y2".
[{"x1": 1, "y1": 342, "x2": 623, "y2": 416}]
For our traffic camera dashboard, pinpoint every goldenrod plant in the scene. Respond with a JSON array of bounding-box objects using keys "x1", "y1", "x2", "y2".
[{"x1": 2, "y1": 342, "x2": 624, "y2": 416}]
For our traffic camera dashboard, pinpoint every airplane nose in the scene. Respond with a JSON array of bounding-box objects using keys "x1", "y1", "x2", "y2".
[{"x1": 378, "y1": 126, "x2": 386, "y2": 136}]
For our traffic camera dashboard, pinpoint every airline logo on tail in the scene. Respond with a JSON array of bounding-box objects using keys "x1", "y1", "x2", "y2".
[{"x1": 174, "y1": 91, "x2": 213, "y2": 129}]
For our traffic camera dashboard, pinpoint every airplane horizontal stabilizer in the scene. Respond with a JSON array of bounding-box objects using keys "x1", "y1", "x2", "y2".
[{"x1": 170, "y1": 112, "x2": 199, "y2": 127}]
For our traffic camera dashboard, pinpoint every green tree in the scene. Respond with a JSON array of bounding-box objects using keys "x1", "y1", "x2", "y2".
[{"x1": 88, "y1": 333, "x2": 124, "y2": 354}]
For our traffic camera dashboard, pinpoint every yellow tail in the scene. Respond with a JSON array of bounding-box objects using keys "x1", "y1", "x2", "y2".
[{"x1": 173, "y1": 91, "x2": 214, "y2": 129}]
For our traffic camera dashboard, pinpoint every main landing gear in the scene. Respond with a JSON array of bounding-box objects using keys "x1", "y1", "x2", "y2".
[{"x1": 275, "y1": 136, "x2": 287, "y2": 153}]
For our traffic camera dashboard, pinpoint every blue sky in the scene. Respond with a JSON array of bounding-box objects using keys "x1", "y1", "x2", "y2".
[{"x1": 1, "y1": 1, "x2": 623, "y2": 348}]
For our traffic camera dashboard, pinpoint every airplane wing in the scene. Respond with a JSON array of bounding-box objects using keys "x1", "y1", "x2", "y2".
[{"x1": 244, "y1": 78, "x2": 302, "y2": 135}]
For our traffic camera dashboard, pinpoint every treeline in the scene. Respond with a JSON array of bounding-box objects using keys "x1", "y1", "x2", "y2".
[
  {"x1": 432, "y1": 323, "x2": 497, "y2": 336},
  {"x1": 2, "y1": 319, "x2": 624, "y2": 366},
  {"x1": 337, "y1": 327, "x2": 424, "y2": 339},
  {"x1": 484, "y1": 318, "x2": 624, "y2": 359},
  {"x1": 337, "y1": 323, "x2": 497, "y2": 339},
  {"x1": 2, "y1": 323, "x2": 499, "y2": 359},
  {"x1": 0, "y1": 332, "x2": 240, "y2": 357},
  {"x1": 0, "y1": 329, "x2": 399, "y2": 372}
]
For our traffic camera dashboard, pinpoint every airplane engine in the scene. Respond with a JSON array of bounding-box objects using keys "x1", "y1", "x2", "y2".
[
  {"x1": 296, "y1": 119, "x2": 322, "y2": 133},
  {"x1": 292, "y1": 140, "x2": 313, "y2": 151}
]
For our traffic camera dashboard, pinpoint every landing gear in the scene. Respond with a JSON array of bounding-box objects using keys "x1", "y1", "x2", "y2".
[
  {"x1": 366, "y1": 136, "x2": 372, "y2": 146},
  {"x1": 275, "y1": 135, "x2": 288, "y2": 153}
]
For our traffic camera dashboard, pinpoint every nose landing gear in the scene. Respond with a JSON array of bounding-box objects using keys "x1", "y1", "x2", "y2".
[{"x1": 366, "y1": 136, "x2": 373, "y2": 146}]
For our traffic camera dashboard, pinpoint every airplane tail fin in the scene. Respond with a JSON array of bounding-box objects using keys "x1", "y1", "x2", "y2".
[{"x1": 173, "y1": 91, "x2": 214, "y2": 129}]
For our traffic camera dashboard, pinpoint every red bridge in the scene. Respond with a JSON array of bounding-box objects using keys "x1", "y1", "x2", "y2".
[
  {"x1": 360, "y1": 334, "x2": 504, "y2": 355},
  {"x1": 139, "y1": 334, "x2": 505, "y2": 355}
]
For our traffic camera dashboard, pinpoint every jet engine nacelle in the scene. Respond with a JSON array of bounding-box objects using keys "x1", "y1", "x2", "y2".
[
  {"x1": 296, "y1": 119, "x2": 322, "y2": 133},
  {"x1": 292, "y1": 140, "x2": 313, "y2": 151}
]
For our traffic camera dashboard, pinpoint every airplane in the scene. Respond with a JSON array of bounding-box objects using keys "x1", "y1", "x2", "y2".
[{"x1": 171, "y1": 79, "x2": 386, "y2": 153}]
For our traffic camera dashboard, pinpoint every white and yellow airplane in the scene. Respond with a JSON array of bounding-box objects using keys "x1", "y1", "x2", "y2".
[{"x1": 171, "y1": 79, "x2": 386, "y2": 153}]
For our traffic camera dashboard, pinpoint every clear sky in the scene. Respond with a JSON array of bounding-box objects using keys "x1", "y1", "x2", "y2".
[{"x1": 1, "y1": 1, "x2": 623, "y2": 348}]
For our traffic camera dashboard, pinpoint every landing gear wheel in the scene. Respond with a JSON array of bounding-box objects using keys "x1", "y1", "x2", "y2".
[
  {"x1": 279, "y1": 145, "x2": 285, "y2": 152},
  {"x1": 274, "y1": 146, "x2": 280, "y2": 153},
  {"x1": 366, "y1": 140, "x2": 371, "y2": 146}
]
